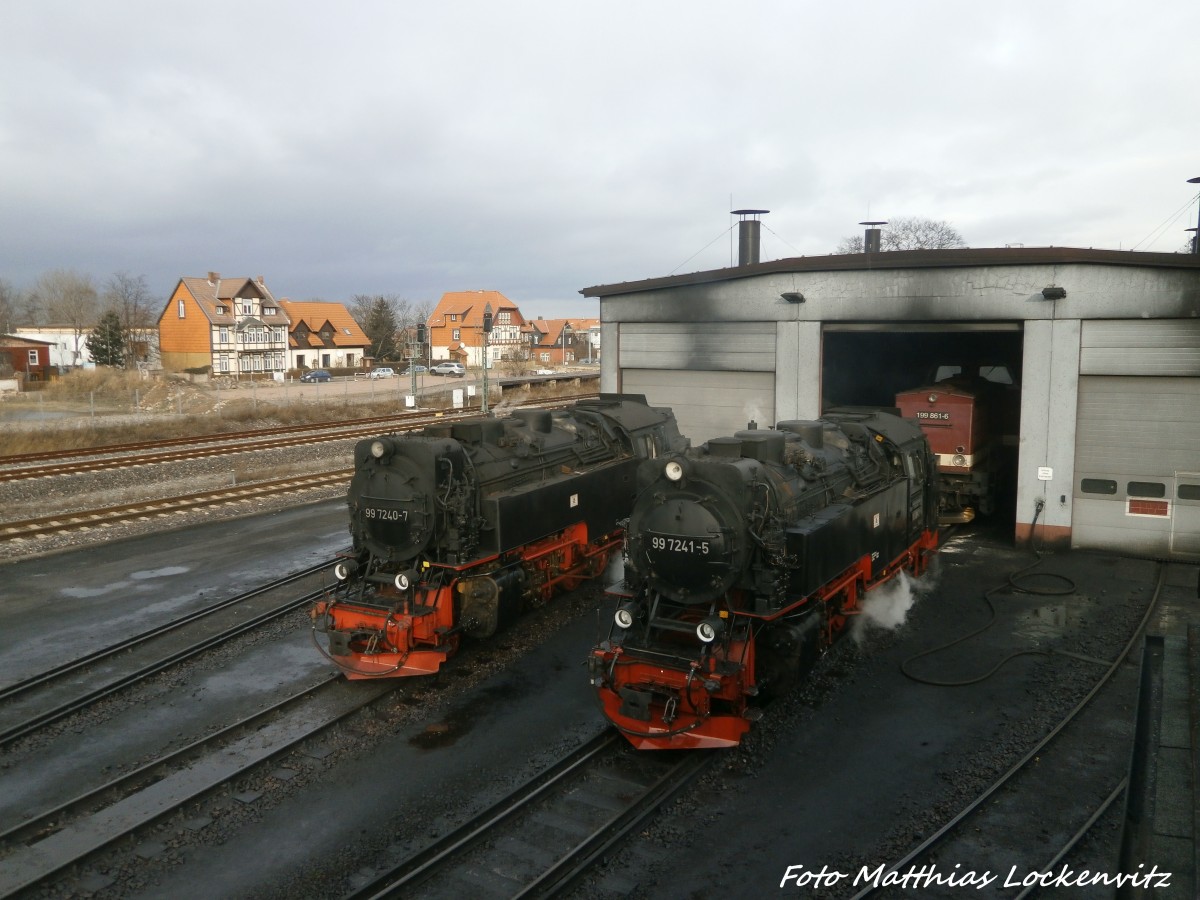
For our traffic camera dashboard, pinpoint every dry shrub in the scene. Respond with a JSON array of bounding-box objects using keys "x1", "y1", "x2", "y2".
[{"x1": 42, "y1": 368, "x2": 145, "y2": 399}]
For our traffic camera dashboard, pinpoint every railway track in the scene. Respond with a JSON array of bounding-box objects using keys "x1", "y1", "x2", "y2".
[
  {"x1": 0, "y1": 394, "x2": 600, "y2": 482},
  {"x1": 848, "y1": 563, "x2": 1167, "y2": 899},
  {"x1": 0, "y1": 470, "x2": 352, "y2": 542},
  {"x1": 0, "y1": 674, "x2": 398, "y2": 898},
  {"x1": 347, "y1": 731, "x2": 714, "y2": 899},
  {"x1": 0, "y1": 563, "x2": 333, "y2": 748}
]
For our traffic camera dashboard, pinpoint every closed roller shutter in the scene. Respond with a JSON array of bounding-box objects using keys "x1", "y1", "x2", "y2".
[
  {"x1": 618, "y1": 322, "x2": 777, "y2": 442},
  {"x1": 621, "y1": 368, "x2": 775, "y2": 444},
  {"x1": 1073, "y1": 375, "x2": 1200, "y2": 561}
]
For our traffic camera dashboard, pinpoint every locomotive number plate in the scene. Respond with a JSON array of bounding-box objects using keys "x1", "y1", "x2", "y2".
[
  {"x1": 916, "y1": 411, "x2": 951, "y2": 421},
  {"x1": 363, "y1": 506, "x2": 409, "y2": 521},
  {"x1": 649, "y1": 534, "x2": 710, "y2": 555}
]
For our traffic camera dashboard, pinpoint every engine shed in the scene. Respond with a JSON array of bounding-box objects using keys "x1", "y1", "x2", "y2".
[{"x1": 582, "y1": 246, "x2": 1200, "y2": 562}]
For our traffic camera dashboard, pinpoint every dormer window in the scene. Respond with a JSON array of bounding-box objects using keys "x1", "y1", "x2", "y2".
[
  {"x1": 264, "y1": 307, "x2": 276, "y2": 316},
  {"x1": 449, "y1": 314, "x2": 457, "y2": 322},
  {"x1": 217, "y1": 305, "x2": 227, "y2": 314}
]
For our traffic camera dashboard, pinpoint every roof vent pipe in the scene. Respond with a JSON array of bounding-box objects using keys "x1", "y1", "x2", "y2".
[
  {"x1": 732, "y1": 209, "x2": 769, "y2": 266},
  {"x1": 860, "y1": 221, "x2": 886, "y2": 253}
]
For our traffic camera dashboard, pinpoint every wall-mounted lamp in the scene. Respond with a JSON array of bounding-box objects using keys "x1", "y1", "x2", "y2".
[
  {"x1": 780, "y1": 291, "x2": 805, "y2": 303},
  {"x1": 1041, "y1": 286, "x2": 1067, "y2": 300}
]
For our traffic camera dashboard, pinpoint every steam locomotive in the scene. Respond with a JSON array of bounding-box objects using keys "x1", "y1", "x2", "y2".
[
  {"x1": 311, "y1": 395, "x2": 686, "y2": 679},
  {"x1": 588, "y1": 411, "x2": 939, "y2": 749}
]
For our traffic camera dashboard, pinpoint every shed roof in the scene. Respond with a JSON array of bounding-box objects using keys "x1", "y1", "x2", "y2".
[{"x1": 580, "y1": 246, "x2": 1200, "y2": 298}]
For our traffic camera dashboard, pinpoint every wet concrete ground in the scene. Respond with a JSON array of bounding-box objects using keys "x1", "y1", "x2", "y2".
[{"x1": 3, "y1": 513, "x2": 1196, "y2": 899}]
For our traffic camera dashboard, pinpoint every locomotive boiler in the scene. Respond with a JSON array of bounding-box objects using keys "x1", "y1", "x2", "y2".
[
  {"x1": 312, "y1": 395, "x2": 687, "y2": 679},
  {"x1": 588, "y1": 410, "x2": 939, "y2": 749}
]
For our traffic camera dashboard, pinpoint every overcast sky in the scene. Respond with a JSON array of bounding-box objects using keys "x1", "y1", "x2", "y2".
[{"x1": 3, "y1": 1, "x2": 1198, "y2": 320}]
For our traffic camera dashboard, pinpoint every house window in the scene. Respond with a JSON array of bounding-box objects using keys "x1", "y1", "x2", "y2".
[
  {"x1": 498, "y1": 311, "x2": 511, "y2": 324},
  {"x1": 219, "y1": 327, "x2": 230, "y2": 344},
  {"x1": 239, "y1": 357, "x2": 250, "y2": 372},
  {"x1": 449, "y1": 314, "x2": 457, "y2": 322},
  {"x1": 452, "y1": 329, "x2": 460, "y2": 340},
  {"x1": 264, "y1": 307, "x2": 276, "y2": 316},
  {"x1": 273, "y1": 327, "x2": 285, "y2": 342},
  {"x1": 217, "y1": 305, "x2": 226, "y2": 314},
  {"x1": 219, "y1": 356, "x2": 230, "y2": 372},
  {"x1": 243, "y1": 303, "x2": 253, "y2": 315},
  {"x1": 28, "y1": 350, "x2": 39, "y2": 365},
  {"x1": 178, "y1": 299, "x2": 186, "y2": 318}
]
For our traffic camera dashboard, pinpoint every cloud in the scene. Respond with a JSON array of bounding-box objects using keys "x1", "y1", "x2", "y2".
[{"x1": 2, "y1": 0, "x2": 1198, "y2": 309}]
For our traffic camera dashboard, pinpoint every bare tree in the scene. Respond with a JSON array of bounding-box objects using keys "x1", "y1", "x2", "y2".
[
  {"x1": 29, "y1": 270, "x2": 99, "y2": 364},
  {"x1": 103, "y1": 271, "x2": 155, "y2": 368},
  {"x1": 0, "y1": 278, "x2": 20, "y2": 333},
  {"x1": 834, "y1": 217, "x2": 968, "y2": 254},
  {"x1": 349, "y1": 293, "x2": 433, "y2": 359}
]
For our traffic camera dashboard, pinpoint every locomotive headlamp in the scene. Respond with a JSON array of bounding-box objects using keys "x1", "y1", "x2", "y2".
[
  {"x1": 370, "y1": 439, "x2": 389, "y2": 459},
  {"x1": 664, "y1": 460, "x2": 685, "y2": 482},
  {"x1": 614, "y1": 604, "x2": 636, "y2": 630},
  {"x1": 333, "y1": 561, "x2": 357, "y2": 581},
  {"x1": 952, "y1": 454, "x2": 967, "y2": 467},
  {"x1": 394, "y1": 571, "x2": 413, "y2": 591},
  {"x1": 696, "y1": 618, "x2": 720, "y2": 643},
  {"x1": 928, "y1": 393, "x2": 938, "y2": 404}
]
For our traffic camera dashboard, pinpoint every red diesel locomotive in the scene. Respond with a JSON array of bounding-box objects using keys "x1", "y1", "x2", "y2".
[
  {"x1": 588, "y1": 411, "x2": 939, "y2": 749},
  {"x1": 895, "y1": 377, "x2": 1000, "y2": 523},
  {"x1": 311, "y1": 395, "x2": 686, "y2": 679}
]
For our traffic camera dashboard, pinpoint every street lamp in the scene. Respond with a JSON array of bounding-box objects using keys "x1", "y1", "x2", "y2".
[
  {"x1": 1188, "y1": 177, "x2": 1200, "y2": 255},
  {"x1": 481, "y1": 302, "x2": 493, "y2": 414}
]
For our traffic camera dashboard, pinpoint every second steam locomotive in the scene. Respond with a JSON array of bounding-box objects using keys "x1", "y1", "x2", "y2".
[
  {"x1": 312, "y1": 395, "x2": 686, "y2": 678},
  {"x1": 589, "y1": 410, "x2": 939, "y2": 749}
]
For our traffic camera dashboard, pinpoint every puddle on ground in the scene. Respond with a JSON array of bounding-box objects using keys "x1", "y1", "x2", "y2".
[
  {"x1": 131, "y1": 566, "x2": 190, "y2": 580},
  {"x1": 1013, "y1": 594, "x2": 1095, "y2": 640},
  {"x1": 406, "y1": 682, "x2": 516, "y2": 750}
]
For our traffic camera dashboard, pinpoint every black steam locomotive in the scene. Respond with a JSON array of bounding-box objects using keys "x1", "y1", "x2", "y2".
[
  {"x1": 311, "y1": 395, "x2": 687, "y2": 678},
  {"x1": 589, "y1": 410, "x2": 939, "y2": 749}
]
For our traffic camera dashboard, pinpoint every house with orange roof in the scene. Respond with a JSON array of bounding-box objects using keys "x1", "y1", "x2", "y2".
[
  {"x1": 158, "y1": 273, "x2": 291, "y2": 375},
  {"x1": 427, "y1": 290, "x2": 528, "y2": 367},
  {"x1": 277, "y1": 299, "x2": 371, "y2": 371},
  {"x1": 527, "y1": 317, "x2": 599, "y2": 366},
  {"x1": 158, "y1": 273, "x2": 372, "y2": 375}
]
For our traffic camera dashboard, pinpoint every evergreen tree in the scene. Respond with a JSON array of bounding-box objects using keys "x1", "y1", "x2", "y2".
[
  {"x1": 86, "y1": 311, "x2": 126, "y2": 367},
  {"x1": 363, "y1": 296, "x2": 399, "y2": 360}
]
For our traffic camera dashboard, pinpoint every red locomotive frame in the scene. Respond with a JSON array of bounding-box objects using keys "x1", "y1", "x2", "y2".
[
  {"x1": 591, "y1": 528, "x2": 938, "y2": 749},
  {"x1": 313, "y1": 522, "x2": 620, "y2": 679}
]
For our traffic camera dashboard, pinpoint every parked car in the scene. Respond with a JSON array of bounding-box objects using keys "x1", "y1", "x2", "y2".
[
  {"x1": 429, "y1": 361, "x2": 466, "y2": 377},
  {"x1": 368, "y1": 367, "x2": 395, "y2": 379},
  {"x1": 299, "y1": 369, "x2": 333, "y2": 383},
  {"x1": 400, "y1": 365, "x2": 428, "y2": 375},
  {"x1": 534, "y1": 368, "x2": 556, "y2": 376}
]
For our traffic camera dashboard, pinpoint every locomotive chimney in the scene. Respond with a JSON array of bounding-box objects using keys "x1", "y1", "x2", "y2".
[
  {"x1": 860, "y1": 220, "x2": 886, "y2": 254},
  {"x1": 731, "y1": 209, "x2": 769, "y2": 266}
]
